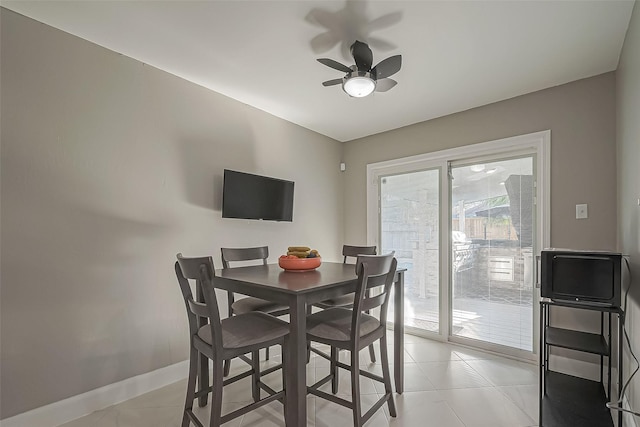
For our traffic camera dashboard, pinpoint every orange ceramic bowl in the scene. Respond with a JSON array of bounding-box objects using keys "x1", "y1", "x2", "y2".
[{"x1": 278, "y1": 256, "x2": 322, "y2": 271}]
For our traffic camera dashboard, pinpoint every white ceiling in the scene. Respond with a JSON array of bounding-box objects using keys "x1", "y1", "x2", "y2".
[{"x1": 2, "y1": 1, "x2": 635, "y2": 142}]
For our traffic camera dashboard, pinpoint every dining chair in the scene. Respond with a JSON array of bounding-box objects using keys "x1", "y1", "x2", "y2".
[
  {"x1": 221, "y1": 246, "x2": 289, "y2": 375},
  {"x1": 312, "y1": 245, "x2": 378, "y2": 363},
  {"x1": 306, "y1": 253, "x2": 398, "y2": 427},
  {"x1": 175, "y1": 253, "x2": 288, "y2": 427}
]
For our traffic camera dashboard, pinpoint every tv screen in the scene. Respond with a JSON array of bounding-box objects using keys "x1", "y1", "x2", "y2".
[
  {"x1": 222, "y1": 169, "x2": 294, "y2": 222},
  {"x1": 541, "y1": 249, "x2": 621, "y2": 307}
]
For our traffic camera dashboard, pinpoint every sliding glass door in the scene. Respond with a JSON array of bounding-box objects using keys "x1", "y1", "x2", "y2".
[
  {"x1": 380, "y1": 168, "x2": 440, "y2": 333},
  {"x1": 367, "y1": 131, "x2": 549, "y2": 357},
  {"x1": 450, "y1": 156, "x2": 535, "y2": 352}
]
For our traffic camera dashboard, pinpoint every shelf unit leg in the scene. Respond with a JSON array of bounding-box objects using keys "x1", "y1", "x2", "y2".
[
  {"x1": 539, "y1": 302, "x2": 544, "y2": 426},
  {"x1": 618, "y1": 313, "x2": 623, "y2": 427},
  {"x1": 607, "y1": 312, "x2": 611, "y2": 400}
]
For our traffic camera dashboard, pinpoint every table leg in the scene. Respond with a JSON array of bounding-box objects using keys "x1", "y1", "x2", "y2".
[
  {"x1": 285, "y1": 296, "x2": 307, "y2": 427},
  {"x1": 394, "y1": 271, "x2": 404, "y2": 394},
  {"x1": 196, "y1": 283, "x2": 209, "y2": 407}
]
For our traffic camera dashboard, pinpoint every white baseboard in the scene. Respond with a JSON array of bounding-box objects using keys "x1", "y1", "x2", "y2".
[{"x1": 0, "y1": 360, "x2": 189, "y2": 427}]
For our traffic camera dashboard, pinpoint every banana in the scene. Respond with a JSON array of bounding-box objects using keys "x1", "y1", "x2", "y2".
[
  {"x1": 284, "y1": 246, "x2": 320, "y2": 258},
  {"x1": 287, "y1": 251, "x2": 310, "y2": 258},
  {"x1": 288, "y1": 246, "x2": 311, "y2": 252}
]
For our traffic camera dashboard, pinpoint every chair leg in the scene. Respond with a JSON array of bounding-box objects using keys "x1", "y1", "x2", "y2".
[
  {"x1": 223, "y1": 359, "x2": 231, "y2": 377},
  {"x1": 210, "y1": 360, "x2": 224, "y2": 427},
  {"x1": 280, "y1": 340, "x2": 288, "y2": 404},
  {"x1": 330, "y1": 346, "x2": 339, "y2": 394},
  {"x1": 368, "y1": 344, "x2": 376, "y2": 363},
  {"x1": 265, "y1": 346, "x2": 270, "y2": 361},
  {"x1": 251, "y1": 350, "x2": 261, "y2": 402},
  {"x1": 351, "y1": 349, "x2": 363, "y2": 427},
  {"x1": 380, "y1": 334, "x2": 397, "y2": 417},
  {"x1": 182, "y1": 347, "x2": 199, "y2": 427}
]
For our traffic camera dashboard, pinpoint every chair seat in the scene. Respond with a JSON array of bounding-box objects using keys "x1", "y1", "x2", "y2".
[
  {"x1": 315, "y1": 293, "x2": 356, "y2": 308},
  {"x1": 198, "y1": 312, "x2": 289, "y2": 350},
  {"x1": 307, "y1": 307, "x2": 380, "y2": 343},
  {"x1": 231, "y1": 296, "x2": 289, "y2": 315}
]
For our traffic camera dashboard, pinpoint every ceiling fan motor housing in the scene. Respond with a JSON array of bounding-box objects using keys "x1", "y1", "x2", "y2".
[{"x1": 342, "y1": 71, "x2": 376, "y2": 97}]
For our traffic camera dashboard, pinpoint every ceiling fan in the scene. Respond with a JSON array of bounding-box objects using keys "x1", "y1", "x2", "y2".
[{"x1": 317, "y1": 40, "x2": 402, "y2": 98}]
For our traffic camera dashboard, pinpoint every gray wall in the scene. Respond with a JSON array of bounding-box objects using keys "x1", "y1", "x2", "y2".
[
  {"x1": 0, "y1": 10, "x2": 344, "y2": 418},
  {"x1": 616, "y1": 0, "x2": 640, "y2": 417}
]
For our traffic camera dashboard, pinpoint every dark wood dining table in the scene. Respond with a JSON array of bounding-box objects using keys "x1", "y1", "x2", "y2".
[{"x1": 204, "y1": 262, "x2": 405, "y2": 427}]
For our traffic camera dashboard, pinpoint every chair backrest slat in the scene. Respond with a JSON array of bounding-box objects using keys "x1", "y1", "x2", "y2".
[
  {"x1": 342, "y1": 245, "x2": 376, "y2": 264},
  {"x1": 177, "y1": 254, "x2": 215, "y2": 280},
  {"x1": 175, "y1": 253, "x2": 223, "y2": 350},
  {"x1": 188, "y1": 299, "x2": 209, "y2": 318},
  {"x1": 221, "y1": 246, "x2": 269, "y2": 268},
  {"x1": 221, "y1": 246, "x2": 269, "y2": 313},
  {"x1": 360, "y1": 293, "x2": 386, "y2": 312},
  {"x1": 351, "y1": 253, "x2": 397, "y2": 343}
]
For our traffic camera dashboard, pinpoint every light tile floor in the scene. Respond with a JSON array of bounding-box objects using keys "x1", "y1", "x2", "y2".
[{"x1": 58, "y1": 335, "x2": 539, "y2": 427}]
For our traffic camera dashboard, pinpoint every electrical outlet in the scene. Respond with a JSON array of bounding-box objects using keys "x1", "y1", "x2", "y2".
[{"x1": 576, "y1": 204, "x2": 588, "y2": 219}]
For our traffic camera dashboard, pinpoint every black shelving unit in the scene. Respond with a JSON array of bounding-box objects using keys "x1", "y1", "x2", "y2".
[{"x1": 540, "y1": 298, "x2": 624, "y2": 427}]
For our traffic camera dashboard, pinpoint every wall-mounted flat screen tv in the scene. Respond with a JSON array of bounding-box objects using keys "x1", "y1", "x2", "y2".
[{"x1": 222, "y1": 169, "x2": 294, "y2": 222}]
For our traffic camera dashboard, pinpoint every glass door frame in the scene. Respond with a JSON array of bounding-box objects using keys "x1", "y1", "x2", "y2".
[
  {"x1": 374, "y1": 163, "x2": 448, "y2": 340},
  {"x1": 366, "y1": 130, "x2": 551, "y2": 357},
  {"x1": 448, "y1": 152, "x2": 538, "y2": 360}
]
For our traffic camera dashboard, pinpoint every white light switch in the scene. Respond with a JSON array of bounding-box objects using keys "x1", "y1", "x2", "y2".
[{"x1": 576, "y1": 204, "x2": 588, "y2": 219}]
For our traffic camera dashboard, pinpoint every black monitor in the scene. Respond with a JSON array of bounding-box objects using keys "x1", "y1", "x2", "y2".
[{"x1": 541, "y1": 249, "x2": 622, "y2": 308}]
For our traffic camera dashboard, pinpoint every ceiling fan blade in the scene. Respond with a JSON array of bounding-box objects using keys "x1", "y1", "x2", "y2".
[
  {"x1": 350, "y1": 40, "x2": 373, "y2": 71},
  {"x1": 322, "y1": 79, "x2": 343, "y2": 87},
  {"x1": 371, "y1": 55, "x2": 402, "y2": 80},
  {"x1": 375, "y1": 78, "x2": 397, "y2": 92},
  {"x1": 317, "y1": 58, "x2": 352, "y2": 73}
]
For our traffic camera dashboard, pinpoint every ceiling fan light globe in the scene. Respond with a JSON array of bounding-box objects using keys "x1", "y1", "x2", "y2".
[{"x1": 343, "y1": 75, "x2": 376, "y2": 98}]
